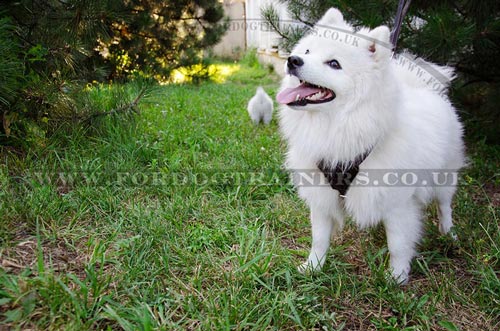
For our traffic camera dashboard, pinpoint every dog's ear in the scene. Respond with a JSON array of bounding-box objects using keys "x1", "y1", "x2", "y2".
[
  {"x1": 316, "y1": 8, "x2": 344, "y2": 27},
  {"x1": 366, "y1": 26, "x2": 392, "y2": 63}
]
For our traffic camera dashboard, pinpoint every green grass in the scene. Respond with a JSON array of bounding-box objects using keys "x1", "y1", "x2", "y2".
[{"x1": 0, "y1": 61, "x2": 499, "y2": 330}]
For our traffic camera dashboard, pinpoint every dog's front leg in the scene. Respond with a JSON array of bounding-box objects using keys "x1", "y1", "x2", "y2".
[{"x1": 298, "y1": 206, "x2": 337, "y2": 273}]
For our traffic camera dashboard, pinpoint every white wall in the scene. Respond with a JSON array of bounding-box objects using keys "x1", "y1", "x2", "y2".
[
  {"x1": 212, "y1": 0, "x2": 246, "y2": 58},
  {"x1": 245, "y1": 0, "x2": 289, "y2": 53}
]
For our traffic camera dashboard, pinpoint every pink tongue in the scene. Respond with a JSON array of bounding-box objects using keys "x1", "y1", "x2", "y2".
[{"x1": 276, "y1": 83, "x2": 322, "y2": 104}]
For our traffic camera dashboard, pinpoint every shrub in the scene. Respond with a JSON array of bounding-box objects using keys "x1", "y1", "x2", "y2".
[{"x1": 0, "y1": 0, "x2": 228, "y2": 148}]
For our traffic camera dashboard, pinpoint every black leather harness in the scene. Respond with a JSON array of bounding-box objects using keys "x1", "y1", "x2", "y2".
[{"x1": 316, "y1": 150, "x2": 371, "y2": 197}]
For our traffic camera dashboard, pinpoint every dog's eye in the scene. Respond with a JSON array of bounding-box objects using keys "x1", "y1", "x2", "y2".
[
  {"x1": 305, "y1": 49, "x2": 310, "y2": 54},
  {"x1": 326, "y1": 59, "x2": 341, "y2": 70}
]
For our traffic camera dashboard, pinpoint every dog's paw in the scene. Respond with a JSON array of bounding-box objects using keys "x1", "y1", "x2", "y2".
[
  {"x1": 297, "y1": 261, "x2": 321, "y2": 274},
  {"x1": 447, "y1": 228, "x2": 458, "y2": 241},
  {"x1": 297, "y1": 262, "x2": 309, "y2": 274},
  {"x1": 449, "y1": 231, "x2": 458, "y2": 241},
  {"x1": 389, "y1": 268, "x2": 410, "y2": 285},
  {"x1": 439, "y1": 224, "x2": 458, "y2": 241}
]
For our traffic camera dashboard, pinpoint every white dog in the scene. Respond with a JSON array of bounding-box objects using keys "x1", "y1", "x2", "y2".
[
  {"x1": 247, "y1": 86, "x2": 273, "y2": 125},
  {"x1": 276, "y1": 8, "x2": 465, "y2": 284}
]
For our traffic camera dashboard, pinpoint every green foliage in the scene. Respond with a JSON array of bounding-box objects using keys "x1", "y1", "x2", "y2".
[
  {"x1": 262, "y1": 0, "x2": 500, "y2": 143},
  {"x1": 0, "y1": 0, "x2": 228, "y2": 147},
  {"x1": 0, "y1": 17, "x2": 24, "y2": 141},
  {"x1": 240, "y1": 48, "x2": 261, "y2": 69},
  {"x1": 105, "y1": 0, "x2": 228, "y2": 78},
  {"x1": 0, "y1": 18, "x2": 23, "y2": 108}
]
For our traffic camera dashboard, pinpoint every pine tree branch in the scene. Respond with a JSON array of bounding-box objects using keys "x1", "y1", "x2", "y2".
[
  {"x1": 261, "y1": 5, "x2": 290, "y2": 41},
  {"x1": 267, "y1": 19, "x2": 290, "y2": 41},
  {"x1": 52, "y1": 86, "x2": 148, "y2": 123},
  {"x1": 83, "y1": 86, "x2": 147, "y2": 121}
]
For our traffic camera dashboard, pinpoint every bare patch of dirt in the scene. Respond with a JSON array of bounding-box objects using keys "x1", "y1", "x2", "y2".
[
  {"x1": 0, "y1": 235, "x2": 88, "y2": 279},
  {"x1": 484, "y1": 182, "x2": 500, "y2": 207}
]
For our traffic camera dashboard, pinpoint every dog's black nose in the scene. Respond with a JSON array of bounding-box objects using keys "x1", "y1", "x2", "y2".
[{"x1": 287, "y1": 56, "x2": 304, "y2": 70}]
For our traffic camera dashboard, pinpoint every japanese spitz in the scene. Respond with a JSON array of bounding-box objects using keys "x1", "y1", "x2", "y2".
[
  {"x1": 276, "y1": 8, "x2": 465, "y2": 284},
  {"x1": 248, "y1": 86, "x2": 273, "y2": 125}
]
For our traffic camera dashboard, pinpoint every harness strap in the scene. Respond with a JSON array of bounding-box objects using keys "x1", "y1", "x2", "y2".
[{"x1": 317, "y1": 150, "x2": 371, "y2": 196}]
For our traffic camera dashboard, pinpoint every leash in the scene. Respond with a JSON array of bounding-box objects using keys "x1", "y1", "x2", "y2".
[{"x1": 390, "y1": 0, "x2": 412, "y2": 51}]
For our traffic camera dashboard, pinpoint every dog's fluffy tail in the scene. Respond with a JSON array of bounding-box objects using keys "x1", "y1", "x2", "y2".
[{"x1": 393, "y1": 52, "x2": 456, "y2": 95}]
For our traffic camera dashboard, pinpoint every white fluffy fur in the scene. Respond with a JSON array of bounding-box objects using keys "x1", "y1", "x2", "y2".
[
  {"x1": 279, "y1": 8, "x2": 465, "y2": 283},
  {"x1": 247, "y1": 86, "x2": 274, "y2": 125}
]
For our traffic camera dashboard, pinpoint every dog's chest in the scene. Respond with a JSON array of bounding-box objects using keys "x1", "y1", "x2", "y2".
[{"x1": 316, "y1": 149, "x2": 370, "y2": 196}]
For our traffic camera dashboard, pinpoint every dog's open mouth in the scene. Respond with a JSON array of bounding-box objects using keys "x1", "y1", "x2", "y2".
[{"x1": 276, "y1": 80, "x2": 336, "y2": 106}]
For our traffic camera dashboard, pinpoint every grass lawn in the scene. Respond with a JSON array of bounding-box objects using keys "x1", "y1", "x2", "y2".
[{"x1": 0, "y1": 60, "x2": 499, "y2": 330}]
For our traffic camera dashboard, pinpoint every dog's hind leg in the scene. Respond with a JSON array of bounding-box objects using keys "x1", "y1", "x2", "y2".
[
  {"x1": 383, "y1": 201, "x2": 423, "y2": 285},
  {"x1": 263, "y1": 111, "x2": 272, "y2": 125},
  {"x1": 436, "y1": 187, "x2": 457, "y2": 240}
]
